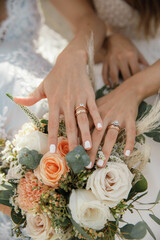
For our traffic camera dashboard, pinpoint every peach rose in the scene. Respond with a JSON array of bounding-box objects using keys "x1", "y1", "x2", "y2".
[
  {"x1": 34, "y1": 152, "x2": 69, "y2": 188},
  {"x1": 57, "y1": 137, "x2": 69, "y2": 157},
  {"x1": 16, "y1": 171, "x2": 47, "y2": 212}
]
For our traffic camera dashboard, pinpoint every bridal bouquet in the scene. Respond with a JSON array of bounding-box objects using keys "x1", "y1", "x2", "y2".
[{"x1": 0, "y1": 92, "x2": 160, "y2": 240}]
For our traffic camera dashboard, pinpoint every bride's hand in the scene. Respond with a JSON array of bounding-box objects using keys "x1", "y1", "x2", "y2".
[
  {"x1": 14, "y1": 49, "x2": 103, "y2": 152},
  {"x1": 102, "y1": 33, "x2": 149, "y2": 86},
  {"x1": 86, "y1": 80, "x2": 142, "y2": 168}
]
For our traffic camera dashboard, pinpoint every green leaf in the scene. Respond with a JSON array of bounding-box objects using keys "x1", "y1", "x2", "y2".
[
  {"x1": 120, "y1": 224, "x2": 134, "y2": 239},
  {"x1": 0, "y1": 182, "x2": 16, "y2": 191},
  {"x1": 143, "y1": 221, "x2": 156, "y2": 240},
  {"x1": 128, "y1": 174, "x2": 148, "y2": 199},
  {"x1": 68, "y1": 208, "x2": 92, "y2": 240},
  {"x1": 65, "y1": 146, "x2": 90, "y2": 174},
  {"x1": 132, "y1": 175, "x2": 148, "y2": 193},
  {"x1": 96, "y1": 85, "x2": 112, "y2": 99},
  {"x1": 137, "y1": 101, "x2": 152, "y2": 120},
  {"x1": 155, "y1": 190, "x2": 160, "y2": 203},
  {"x1": 149, "y1": 214, "x2": 160, "y2": 225},
  {"x1": 0, "y1": 190, "x2": 13, "y2": 207},
  {"x1": 18, "y1": 148, "x2": 42, "y2": 170},
  {"x1": 145, "y1": 131, "x2": 160, "y2": 143},
  {"x1": 11, "y1": 208, "x2": 26, "y2": 225},
  {"x1": 6, "y1": 93, "x2": 44, "y2": 132},
  {"x1": 130, "y1": 221, "x2": 147, "y2": 239}
]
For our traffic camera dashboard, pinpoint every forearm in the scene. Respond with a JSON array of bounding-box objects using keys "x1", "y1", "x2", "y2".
[
  {"x1": 123, "y1": 60, "x2": 160, "y2": 103},
  {"x1": 50, "y1": 0, "x2": 106, "y2": 59}
]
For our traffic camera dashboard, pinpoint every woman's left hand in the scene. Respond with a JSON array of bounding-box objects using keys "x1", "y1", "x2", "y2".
[{"x1": 86, "y1": 80, "x2": 141, "y2": 168}]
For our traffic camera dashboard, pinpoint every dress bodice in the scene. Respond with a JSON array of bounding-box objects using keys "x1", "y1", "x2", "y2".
[{"x1": 93, "y1": 0, "x2": 160, "y2": 39}]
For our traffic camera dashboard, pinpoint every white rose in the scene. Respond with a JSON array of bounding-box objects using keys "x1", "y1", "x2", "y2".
[
  {"x1": 6, "y1": 164, "x2": 22, "y2": 180},
  {"x1": 25, "y1": 213, "x2": 53, "y2": 240},
  {"x1": 69, "y1": 189, "x2": 113, "y2": 230},
  {"x1": 15, "y1": 130, "x2": 48, "y2": 155},
  {"x1": 86, "y1": 162, "x2": 134, "y2": 207}
]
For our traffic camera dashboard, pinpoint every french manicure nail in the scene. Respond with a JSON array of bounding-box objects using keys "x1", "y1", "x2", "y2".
[
  {"x1": 125, "y1": 150, "x2": 131, "y2": 157},
  {"x1": 97, "y1": 159, "x2": 104, "y2": 167},
  {"x1": 50, "y1": 144, "x2": 56, "y2": 153},
  {"x1": 84, "y1": 141, "x2": 91, "y2": 149},
  {"x1": 86, "y1": 162, "x2": 92, "y2": 169},
  {"x1": 97, "y1": 123, "x2": 102, "y2": 130}
]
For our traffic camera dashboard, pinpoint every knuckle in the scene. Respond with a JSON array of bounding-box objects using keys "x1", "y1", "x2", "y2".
[
  {"x1": 126, "y1": 51, "x2": 136, "y2": 59},
  {"x1": 78, "y1": 114, "x2": 87, "y2": 124}
]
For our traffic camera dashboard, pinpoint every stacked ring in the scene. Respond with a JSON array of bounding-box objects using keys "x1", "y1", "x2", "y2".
[
  {"x1": 107, "y1": 120, "x2": 121, "y2": 133},
  {"x1": 75, "y1": 104, "x2": 88, "y2": 117}
]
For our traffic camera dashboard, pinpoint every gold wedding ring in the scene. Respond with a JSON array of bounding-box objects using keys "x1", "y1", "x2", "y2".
[
  {"x1": 107, "y1": 123, "x2": 121, "y2": 134},
  {"x1": 75, "y1": 104, "x2": 88, "y2": 117}
]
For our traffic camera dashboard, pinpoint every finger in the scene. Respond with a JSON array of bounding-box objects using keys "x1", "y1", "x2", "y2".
[
  {"x1": 64, "y1": 108, "x2": 78, "y2": 151},
  {"x1": 48, "y1": 104, "x2": 60, "y2": 152},
  {"x1": 102, "y1": 62, "x2": 110, "y2": 86},
  {"x1": 109, "y1": 61, "x2": 119, "y2": 86},
  {"x1": 87, "y1": 97, "x2": 103, "y2": 131},
  {"x1": 138, "y1": 53, "x2": 149, "y2": 67},
  {"x1": 86, "y1": 127, "x2": 106, "y2": 169},
  {"x1": 118, "y1": 59, "x2": 131, "y2": 80},
  {"x1": 124, "y1": 121, "x2": 136, "y2": 157},
  {"x1": 14, "y1": 82, "x2": 45, "y2": 106},
  {"x1": 97, "y1": 128, "x2": 119, "y2": 167},
  {"x1": 76, "y1": 111, "x2": 92, "y2": 150},
  {"x1": 128, "y1": 56, "x2": 140, "y2": 75}
]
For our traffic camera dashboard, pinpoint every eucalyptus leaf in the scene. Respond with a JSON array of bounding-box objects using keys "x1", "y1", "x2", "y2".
[
  {"x1": 96, "y1": 85, "x2": 111, "y2": 99},
  {"x1": 137, "y1": 101, "x2": 152, "y2": 120},
  {"x1": 18, "y1": 148, "x2": 42, "y2": 170},
  {"x1": 68, "y1": 208, "x2": 92, "y2": 240},
  {"x1": 11, "y1": 208, "x2": 26, "y2": 225},
  {"x1": 130, "y1": 221, "x2": 147, "y2": 239},
  {"x1": 120, "y1": 224, "x2": 134, "y2": 239},
  {"x1": 0, "y1": 190, "x2": 14, "y2": 207},
  {"x1": 149, "y1": 214, "x2": 160, "y2": 225},
  {"x1": 65, "y1": 146, "x2": 90, "y2": 174},
  {"x1": 0, "y1": 182, "x2": 16, "y2": 191},
  {"x1": 155, "y1": 190, "x2": 160, "y2": 203},
  {"x1": 143, "y1": 221, "x2": 156, "y2": 240},
  {"x1": 128, "y1": 174, "x2": 148, "y2": 200}
]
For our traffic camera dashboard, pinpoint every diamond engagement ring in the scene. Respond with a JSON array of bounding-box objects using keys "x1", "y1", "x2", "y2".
[
  {"x1": 75, "y1": 104, "x2": 88, "y2": 112},
  {"x1": 112, "y1": 120, "x2": 120, "y2": 126},
  {"x1": 107, "y1": 120, "x2": 121, "y2": 133}
]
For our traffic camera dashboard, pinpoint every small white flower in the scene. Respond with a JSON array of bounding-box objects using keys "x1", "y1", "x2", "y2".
[
  {"x1": 69, "y1": 189, "x2": 113, "y2": 230},
  {"x1": 86, "y1": 162, "x2": 134, "y2": 207}
]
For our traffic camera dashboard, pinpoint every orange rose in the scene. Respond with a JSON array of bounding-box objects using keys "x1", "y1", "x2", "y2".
[
  {"x1": 34, "y1": 152, "x2": 69, "y2": 188},
  {"x1": 57, "y1": 137, "x2": 69, "y2": 157}
]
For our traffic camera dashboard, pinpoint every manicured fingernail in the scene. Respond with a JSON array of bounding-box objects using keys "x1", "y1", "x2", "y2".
[
  {"x1": 125, "y1": 150, "x2": 131, "y2": 157},
  {"x1": 97, "y1": 123, "x2": 102, "y2": 130},
  {"x1": 50, "y1": 144, "x2": 56, "y2": 153},
  {"x1": 86, "y1": 162, "x2": 92, "y2": 169},
  {"x1": 84, "y1": 141, "x2": 91, "y2": 149},
  {"x1": 97, "y1": 159, "x2": 104, "y2": 167}
]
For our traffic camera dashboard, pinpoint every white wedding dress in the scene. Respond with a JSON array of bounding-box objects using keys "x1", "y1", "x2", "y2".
[{"x1": 0, "y1": 0, "x2": 160, "y2": 239}]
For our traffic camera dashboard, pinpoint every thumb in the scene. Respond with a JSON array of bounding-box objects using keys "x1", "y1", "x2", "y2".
[{"x1": 14, "y1": 82, "x2": 46, "y2": 106}]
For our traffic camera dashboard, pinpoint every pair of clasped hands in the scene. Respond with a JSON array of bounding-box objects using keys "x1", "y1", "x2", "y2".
[{"x1": 14, "y1": 31, "x2": 151, "y2": 169}]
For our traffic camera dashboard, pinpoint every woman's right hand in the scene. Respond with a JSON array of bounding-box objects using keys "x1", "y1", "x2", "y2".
[{"x1": 14, "y1": 48, "x2": 103, "y2": 152}]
